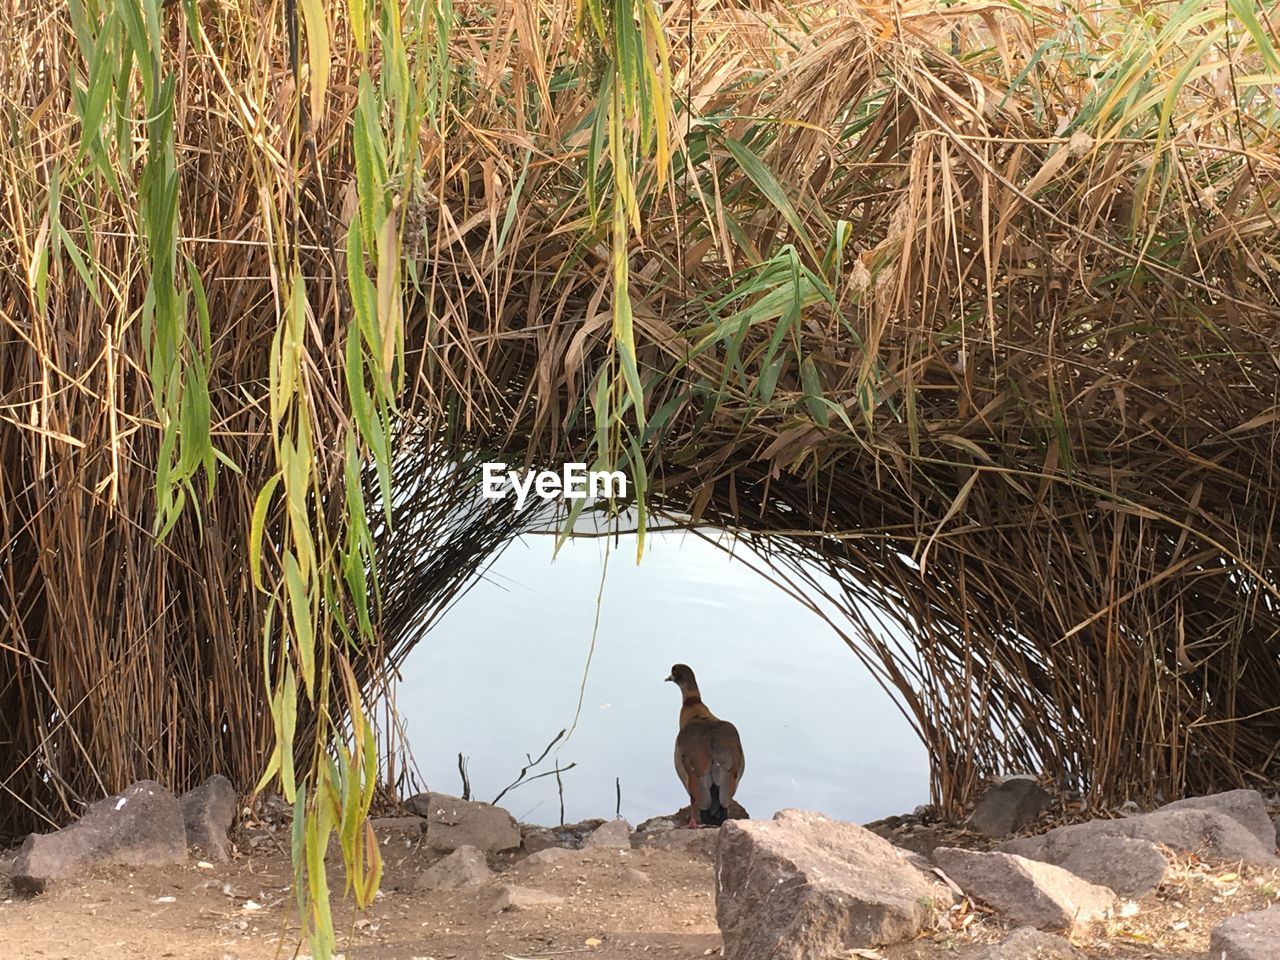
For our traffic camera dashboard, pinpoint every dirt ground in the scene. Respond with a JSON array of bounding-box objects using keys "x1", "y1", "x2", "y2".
[{"x1": 2, "y1": 825, "x2": 1278, "y2": 960}]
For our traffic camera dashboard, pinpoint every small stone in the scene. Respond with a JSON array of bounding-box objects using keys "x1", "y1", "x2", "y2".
[
  {"x1": 967, "y1": 778, "x2": 1052, "y2": 838},
  {"x1": 933, "y1": 847, "x2": 1114, "y2": 933},
  {"x1": 1210, "y1": 906, "x2": 1280, "y2": 960},
  {"x1": 585, "y1": 818, "x2": 633, "y2": 849},
  {"x1": 415, "y1": 845, "x2": 493, "y2": 891},
  {"x1": 623, "y1": 867, "x2": 652, "y2": 884},
  {"x1": 979, "y1": 927, "x2": 1084, "y2": 959},
  {"x1": 490, "y1": 884, "x2": 564, "y2": 913}
]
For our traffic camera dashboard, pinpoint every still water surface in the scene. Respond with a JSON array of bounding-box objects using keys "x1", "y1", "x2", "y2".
[{"x1": 398, "y1": 529, "x2": 928, "y2": 827}]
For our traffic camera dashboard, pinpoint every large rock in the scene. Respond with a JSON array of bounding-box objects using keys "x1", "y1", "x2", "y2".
[
  {"x1": 178, "y1": 775, "x2": 237, "y2": 861},
  {"x1": 714, "y1": 809, "x2": 949, "y2": 960},
  {"x1": 1209, "y1": 906, "x2": 1280, "y2": 960},
  {"x1": 415, "y1": 845, "x2": 493, "y2": 891},
  {"x1": 933, "y1": 847, "x2": 1114, "y2": 933},
  {"x1": 967, "y1": 779, "x2": 1052, "y2": 838},
  {"x1": 13, "y1": 780, "x2": 188, "y2": 895},
  {"x1": 1003, "y1": 806, "x2": 1279, "y2": 868},
  {"x1": 584, "y1": 818, "x2": 633, "y2": 849},
  {"x1": 404, "y1": 792, "x2": 520, "y2": 853},
  {"x1": 1056, "y1": 834, "x2": 1169, "y2": 898},
  {"x1": 979, "y1": 926, "x2": 1084, "y2": 959},
  {"x1": 1159, "y1": 790, "x2": 1276, "y2": 851}
]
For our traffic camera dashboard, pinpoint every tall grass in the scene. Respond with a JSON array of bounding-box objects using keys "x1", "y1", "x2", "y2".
[{"x1": 2, "y1": 0, "x2": 1278, "y2": 951}]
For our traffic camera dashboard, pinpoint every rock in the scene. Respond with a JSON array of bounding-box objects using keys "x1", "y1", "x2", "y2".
[
  {"x1": 520, "y1": 819, "x2": 604, "y2": 854},
  {"x1": 715, "y1": 809, "x2": 950, "y2": 960},
  {"x1": 968, "y1": 779, "x2": 1052, "y2": 838},
  {"x1": 1056, "y1": 834, "x2": 1169, "y2": 898},
  {"x1": 634, "y1": 825, "x2": 719, "y2": 857},
  {"x1": 933, "y1": 847, "x2": 1114, "y2": 933},
  {"x1": 490, "y1": 884, "x2": 564, "y2": 913},
  {"x1": 636, "y1": 800, "x2": 749, "y2": 835},
  {"x1": 523, "y1": 846, "x2": 578, "y2": 867},
  {"x1": 585, "y1": 818, "x2": 633, "y2": 849},
  {"x1": 1003, "y1": 807, "x2": 1279, "y2": 868},
  {"x1": 516, "y1": 846, "x2": 580, "y2": 878},
  {"x1": 178, "y1": 775, "x2": 237, "y2": 861},
  {"x1": 404, "y1": 792, "x2": 520, "y2": 854},
  {"x1": 623, "y1": 866, "x2": 652, "y2": 884},
  {"x1": 13, "y1": 780, "x2": 187, "y2": 895},
  {"x1": 1210, "y1": 906, "x2": 1280, "y2": 960},
  {"x1": 370, "y1": 816, "x2": 427, "y2": 836},
  {"x1": 979, "y1": 926, "x2": 1085, "y2": 959},
  {"x1": 1159, "y1": 790, "x2": 1276, "y2": 851},
  {"x1": 415, "y1": 845, "x2": 493, "y2": 891}
]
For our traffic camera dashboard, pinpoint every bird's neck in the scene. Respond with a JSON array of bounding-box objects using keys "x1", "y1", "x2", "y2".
[{"x1": 679, "y1": 693, "x2": 716, "y2": 726}]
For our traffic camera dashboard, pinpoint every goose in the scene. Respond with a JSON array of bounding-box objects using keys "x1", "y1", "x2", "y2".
[{"x1": 666, "y1": 663, "x2": 745, "y2": 828}]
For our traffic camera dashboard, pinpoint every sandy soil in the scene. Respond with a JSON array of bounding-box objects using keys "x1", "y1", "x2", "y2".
[{"x1": 2, "y1": 824, "x2": 1278, "y2": 960}]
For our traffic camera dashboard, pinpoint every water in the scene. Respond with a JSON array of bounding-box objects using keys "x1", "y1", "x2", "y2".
[{"x1": 396, "y1": 529, "x2": 928, "y2": 827}]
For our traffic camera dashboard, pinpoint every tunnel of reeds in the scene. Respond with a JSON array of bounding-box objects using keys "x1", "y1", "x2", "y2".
[{"x1": 3, "y1": 0, "x2": 1279, "y2": 851}]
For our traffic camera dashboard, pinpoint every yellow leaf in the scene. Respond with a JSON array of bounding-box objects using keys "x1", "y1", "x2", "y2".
[{"x1": 298, "y1": 0, "x2": 330, "y2": 123}]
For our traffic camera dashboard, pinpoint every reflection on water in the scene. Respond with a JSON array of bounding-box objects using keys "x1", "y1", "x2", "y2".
[{"x1": 397, "y1": 529, "x2": 928, "y2": 827}]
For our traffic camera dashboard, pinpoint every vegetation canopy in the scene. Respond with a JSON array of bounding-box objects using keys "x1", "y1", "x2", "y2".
[{"x1": 2, "y1": 0, "x2": 1278, "y2": 952}]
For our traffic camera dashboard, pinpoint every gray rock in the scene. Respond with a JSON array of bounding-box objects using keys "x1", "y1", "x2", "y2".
[
  {"x1": 979, "y1": 926, "x2": 1085, "y2": 959},
  {"x1": 636, "y1": 800, "x2": 749, "y2": 834},
  {"x1": 520, "y1": 819, "x2": 604, "y2": 853},
  {"x1": 404, "y1": 792, "x2": 521, "y2": 853},
  {"x1": 1209, "y1": 906, "x2": 1280, "y2": 960},
  {"x1": 1056, "y1": 834, "x2": 1169, "y2": 898},
  {"x1": 933, "y1": 847, "x2": 1114, "y2": 933},
  {"x1": 490, "y1": 884, "x2": 564, "y2": 912},
  {"x1": 13, "y1": 780, "x2": 188, "y2": 895},
  {"x1": 585, "y1": 818, "x2": 633, "y2": 849},
  {"x1": 178, "y1": 775, "x2": 237, "y2": 861},
  {"x1": 370, "y1": 816, "x2": 427, "y2": 836},
  {"x1": 1002, "y1": 807, "x2": 1279, "y2": 868},
  {"x1": 634, "y1": 825, "x2": 719, "y2": 857},
  {"x1": 715, "y1": 809, "x2": 951, "y2": 960},
  {"x1": 415, "y1": 845, "x2": 493, "y2": 891},
  {"x1": 1159, "y1": 790, "x2": 1276, "y2": 851},
  {"x1": 968, "y1": 779, "x2": 1052, "y2": 838},
  {"x1": 623, "y1": 866, "x2": 652, "y2": 884},
  {"x1": 523, "y1": 846, "x2": 578, "y2": 867},
  {"x1": 515, "y1": 846, "x2": 580, "y2": 878}
]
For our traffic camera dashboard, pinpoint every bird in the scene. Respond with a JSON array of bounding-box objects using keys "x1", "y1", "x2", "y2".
[{"x1": 665, "y1": 663, "x2": 745, "y2": 828}]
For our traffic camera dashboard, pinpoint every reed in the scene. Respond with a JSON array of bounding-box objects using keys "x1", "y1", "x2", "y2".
[{"x1": 2, "y1": 0, "x2": 1278, "y2": 950}]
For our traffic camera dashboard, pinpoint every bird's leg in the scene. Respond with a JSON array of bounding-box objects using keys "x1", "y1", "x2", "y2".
[{"x1": 686, "y1": 802, "x2": 700, "y2": 830}]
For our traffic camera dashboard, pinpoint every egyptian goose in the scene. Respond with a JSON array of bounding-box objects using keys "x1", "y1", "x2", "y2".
[{"x1": 666, "y1": 664, "x2": 745, "y2": 828}]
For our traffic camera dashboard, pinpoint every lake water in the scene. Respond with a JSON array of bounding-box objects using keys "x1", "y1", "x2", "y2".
[{"x1": 396, "y1": 528, "x2": 928, "y2": 827}]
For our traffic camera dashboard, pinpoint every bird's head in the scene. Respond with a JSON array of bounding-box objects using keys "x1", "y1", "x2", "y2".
[{"x1": 665, "y1": 663, "x2": 697, "y2": 692}]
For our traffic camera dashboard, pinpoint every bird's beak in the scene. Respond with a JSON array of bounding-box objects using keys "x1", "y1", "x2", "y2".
[{"x1": 664, "y1": 673, "x2": 674, "y2": 683}]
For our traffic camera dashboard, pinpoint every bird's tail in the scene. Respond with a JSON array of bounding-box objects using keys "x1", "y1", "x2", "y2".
[{"x1": 699, "y1": 783, "x2": 728, "y2": 826}]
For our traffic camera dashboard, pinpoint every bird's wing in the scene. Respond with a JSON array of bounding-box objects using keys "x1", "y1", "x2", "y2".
[
  {"x1": 675, "y1": 723, "x2": 715, "y2": 810},
  {"x1": 706, "y1": 720, "x2": 745, "y2": 804}
]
